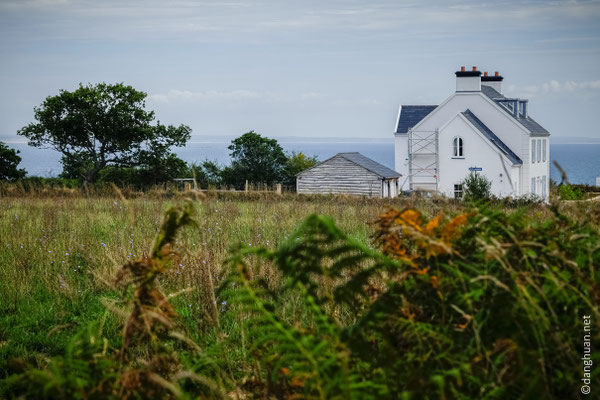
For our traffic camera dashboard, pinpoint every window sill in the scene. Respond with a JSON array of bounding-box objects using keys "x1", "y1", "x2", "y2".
[{"x1": 451, "y1": 157, "x2": 465, "y2": 159}]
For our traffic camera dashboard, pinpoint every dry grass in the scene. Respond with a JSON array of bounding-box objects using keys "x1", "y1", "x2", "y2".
[{"x1": 1, "y1": 190, "x2": 599, "y2": 379}]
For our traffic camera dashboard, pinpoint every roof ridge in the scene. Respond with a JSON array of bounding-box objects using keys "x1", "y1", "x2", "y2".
[
  {"x1": 337, "y1": 152, "x2": 400, "y2": 178},
  {"x1": 461, "y1": 110, "x2": 523, "y2": 165}
]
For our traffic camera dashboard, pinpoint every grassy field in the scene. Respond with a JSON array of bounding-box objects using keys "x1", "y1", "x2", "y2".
[
  {"x1": 1, "y1": 192, "x2": 599, "y2": 398},
  {"x1": 0, "y1": 194, "x2": 418, "y2": 371}
]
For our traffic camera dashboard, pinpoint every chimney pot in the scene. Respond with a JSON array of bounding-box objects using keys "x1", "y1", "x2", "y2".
[
  {"x1": 461, "y1": 66, "x2": 465, "y2": 72},
  {"x1": 472, "y1": 66, "x2": 477, "y2": 71},
  {"x1": 484, "y1": 72, "x2": 488, "y2": 77},
  {"x1": 495, "y1": 71, "x2": 499, "y2": 77}
]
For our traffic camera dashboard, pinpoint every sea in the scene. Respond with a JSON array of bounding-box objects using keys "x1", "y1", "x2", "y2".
[{"x1": 8, "y1": 139, "x2": 600, "y2": 186}]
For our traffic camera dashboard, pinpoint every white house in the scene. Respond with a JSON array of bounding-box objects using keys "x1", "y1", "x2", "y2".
[{"x1": 394, "y1": 66, "x2": 550, "y2": 200}]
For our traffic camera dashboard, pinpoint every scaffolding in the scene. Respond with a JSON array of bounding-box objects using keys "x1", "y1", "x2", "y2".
[{"x1": 408, "y1": 129, "x2": 439, "y2": 192}]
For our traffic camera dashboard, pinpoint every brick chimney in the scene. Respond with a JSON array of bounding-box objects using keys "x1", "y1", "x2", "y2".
[{"x1": 481, "y1": 71, "x2": 504, "y2": 94}]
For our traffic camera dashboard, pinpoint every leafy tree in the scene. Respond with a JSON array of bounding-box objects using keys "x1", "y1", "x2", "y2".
[
  {"x1": 18, "y1": 83, "x2": 191, "y2": 185},
  {"x1": 97, "y1": 154, "x2": 188, "y2": 188},
  {"x1": 0, "y1": 142, "x2": 26, "y2": 181},
  {"x1": 283, "y1": 151, "x2": 318, "y2": 187},
  {"x1": 462, "y1": 171, "x2": 492, "y2": 201},
  {"x1": 224, "y1": 131, "x2": 287, "y2": 188},
  {"x1": 187, "y1": 160, "x2": 223, "y2": 188}
]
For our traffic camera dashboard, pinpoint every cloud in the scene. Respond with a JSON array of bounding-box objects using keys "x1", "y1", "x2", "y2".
[
  {"x1": 4, "y1": 0, "x2": 600, "y2": 42},
  {"x1": 148, "y1": 89, "x2": 279, "y2": 104},
  {"x1": 147, "y1": 88, "x2": 377, "y2": 107},
  {"x1": 506, "y1": 80, "x2": 600, "y2": 98}
]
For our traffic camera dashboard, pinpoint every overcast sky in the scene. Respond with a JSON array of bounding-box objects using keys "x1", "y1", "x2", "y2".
[{"x1": 1, "y1": 0, "x2": 600, "y2": 141}]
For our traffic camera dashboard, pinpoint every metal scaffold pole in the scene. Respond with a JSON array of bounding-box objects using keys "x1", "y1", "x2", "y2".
[{"x1": 407, "y1": 129, "x2": 439, "y2": 193}]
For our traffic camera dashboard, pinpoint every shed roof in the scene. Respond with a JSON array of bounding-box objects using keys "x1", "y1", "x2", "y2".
[
  {"x1": 338, "y1": 152, "x2": 401, "y2": 178},
  {"x1": 299, "y1": 152, "x2": 401, "y2": 178},
  {"x1": 480, "y1": 85, "x2": 549, "y2": 135},
  {"x1": 462, "y1": 110, "x2": 523, "y2": 165},
  {"x1": 396, "y1": 105, "x2": 438, "y2": 134}
]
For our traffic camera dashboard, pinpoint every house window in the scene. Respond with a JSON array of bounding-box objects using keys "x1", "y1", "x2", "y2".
[
  {"x1": 532, "y1": 139, "x2": 536, "y2": 163},
  {"x1": 454, "y1": 184, "x2": 463, "y2": 199},
  {"x1": 537, "y1": 139, "x2": 541, "y2": 163},
  {"x1": 531, "y1": 177, "x2": 536, "y2": 194},
  {"x1": 542, "y1": 175, "x2": 547, "y2": 197},
  {"x1": 542, "y1": 139, "x2": 547, "y2": 162},
  {"x1": 453, "y1": 137, "x2": 464, "y2": 157}
]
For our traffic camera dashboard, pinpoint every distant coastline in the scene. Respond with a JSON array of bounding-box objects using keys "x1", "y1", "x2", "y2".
[
  {"x1": 550, "y1": 136, "x2": 600, "y2": 144},
  {"x1": 2, "y1": 135, "x2": 599, "y2": 145}
]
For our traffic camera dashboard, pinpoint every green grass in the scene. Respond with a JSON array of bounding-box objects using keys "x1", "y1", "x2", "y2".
[
  {"x1": 1, "y1": 192, "x2": 599, "y2": 398},
  {"x1": 0, "y1": 195, "x2": 407, "y2": 375}
]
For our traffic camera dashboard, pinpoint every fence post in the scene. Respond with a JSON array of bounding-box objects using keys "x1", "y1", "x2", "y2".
[
  {"x1": 245, "y1": 180, "x2": 249, "y2": 193},
  {"x1": 276, "y1": 184, "x2": 281, "y2": 195}
]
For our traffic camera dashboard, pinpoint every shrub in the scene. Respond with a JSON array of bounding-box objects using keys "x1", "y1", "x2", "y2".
[
  {"x1": 558, "y1": 184, "x2": 585, "y2": 200},
  {"x1": 218, "y1": 205, "x2": 599, "y2": 398},
  {"x1": 462, "y1": 171, "x2": 492, "y2": 201}
]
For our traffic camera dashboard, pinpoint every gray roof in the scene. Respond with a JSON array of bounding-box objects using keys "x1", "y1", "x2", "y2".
[
  {"x1": 462, "y1": 110, "x2": 523, "y2": 165},
  {"x1": 480, "y1": 85, "x2": 549, "y2": 136},
  {"x1": 299, "y1": 152, "x2": 400, "y2": 178},
  {"x1": 337, "y1": 152, "x2": 400, "y2": 178},
  {"x1": 396, "y1": 105, "x2": 437, "y2": 134}
]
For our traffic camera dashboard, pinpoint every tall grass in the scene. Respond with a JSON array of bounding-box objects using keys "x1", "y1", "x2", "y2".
[{"x1": 0, "y1": 192, "x2": 599, "y2": 398}]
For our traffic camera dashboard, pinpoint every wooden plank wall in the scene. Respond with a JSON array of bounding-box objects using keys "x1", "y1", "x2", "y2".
[{"x1": 296, "y1": 155, "x2": 383, "y2": 197}]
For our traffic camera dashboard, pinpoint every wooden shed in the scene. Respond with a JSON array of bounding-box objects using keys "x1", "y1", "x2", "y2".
[{"x1": 296, "y1": 152, "x2": 401, "y2": 198}]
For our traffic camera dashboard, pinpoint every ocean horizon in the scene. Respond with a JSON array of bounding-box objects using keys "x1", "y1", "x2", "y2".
[{"x1": 6, "y1": 139, "x2": 600, "y2": 186}]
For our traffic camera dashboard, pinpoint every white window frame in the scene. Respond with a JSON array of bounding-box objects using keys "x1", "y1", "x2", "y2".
[
  {"x1": 453, "y1": 136, "x2": 464, "y2": 158},
  {"x1": 541, "y1": 175, "x2": 547, "y2": 197},
  {"x1": 537, "y1": 139, "x2": 541, "y2": 163},
  {"x1": 531, "y1": 177, "x2": 536, "y2": 194},
  {"x1": 532, "y1": 139, "x2": 536, "y2": 163},
  {"x1": 542, "y1": 139, "x2": 547, "y2": 162}
]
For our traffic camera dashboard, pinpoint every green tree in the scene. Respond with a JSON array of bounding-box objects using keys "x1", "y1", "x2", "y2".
[
  {"x1": 0, "y1": 142, "x2": 26, "y2": 181},
  {"x1": 188, "y1": 160, "x2": 223, "y2": 188},
  {"x1": 283, "y1": 151, "x2": 318, "y2": 187},
  {"x1": 97, "y1": 153, "x2": 189, "y2": 188},
  {"x1": 462, "y1": 171, "x2": 492, "y2": 201},
  {"x1": 224, "y1": 131, "x2": 287, "y2": 188},
  {"x1": 18, "y1": 83, "x2": 191, "y2": 185}
]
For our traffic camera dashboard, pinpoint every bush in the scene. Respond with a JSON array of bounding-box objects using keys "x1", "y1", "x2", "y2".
[
  {"x1": 462, "y1": 171, "x2": 492, "y2": 201},
  {"x1": 558, "y1": 184, "x2": 585, "y2": 200},
  {"x1": 218, "y1": 206, "x2": 599, "y2": 398}
]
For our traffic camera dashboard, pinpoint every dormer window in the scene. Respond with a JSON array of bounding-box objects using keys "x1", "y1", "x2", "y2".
[{"x1": 453, "y1": 136, "x2": 464, "y2": 157}]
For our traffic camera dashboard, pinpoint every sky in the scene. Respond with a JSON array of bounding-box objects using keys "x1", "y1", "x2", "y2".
[{"x1": 1, "y1": 0, "x2": 600, "y2": 141}]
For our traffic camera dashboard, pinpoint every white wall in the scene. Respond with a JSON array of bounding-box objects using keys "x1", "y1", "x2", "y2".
[
  {"x1": 511, "y1": 165, "x2": 521, "y2": 196},
  {"x1": 456, "y1": 76, "x2": 481, "y2": 92},
  {"x1": 528, "y1": 137, "x2": 550, "y2": 201},
  {"x1": 394, "y1": 134, "x2": 409, "y2": 180},
  {"x1": 437, "y1": 115, "x2": 518, "y2": 198},
  {"x1": 412, "y1": 92, "x2": 528, "y2": 161}
]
